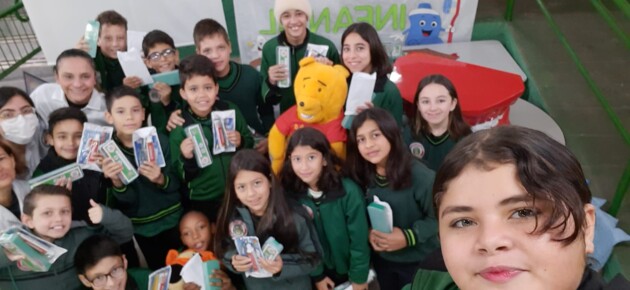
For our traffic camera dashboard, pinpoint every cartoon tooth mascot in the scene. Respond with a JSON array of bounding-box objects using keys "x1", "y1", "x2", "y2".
[{"x1": 404, "y1": 3, "x2": 444, "y2": 45}]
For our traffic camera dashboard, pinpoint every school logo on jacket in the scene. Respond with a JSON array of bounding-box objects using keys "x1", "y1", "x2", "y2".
[
  {"x1": 410, "y1": 142, "x2": 425, "y2": 159},
  {"x1": 229, "y1": 220, "x2": 247, "y2": 239}
]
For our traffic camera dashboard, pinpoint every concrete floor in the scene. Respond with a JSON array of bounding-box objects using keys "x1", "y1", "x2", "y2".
[{"x1": 477, "y1": 0, "x2": 630, "y2": 277}]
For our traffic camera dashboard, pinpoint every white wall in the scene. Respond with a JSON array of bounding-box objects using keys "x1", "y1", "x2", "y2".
[{"x1": 22, "y1": 0, "x2": 226, "y2": 65}]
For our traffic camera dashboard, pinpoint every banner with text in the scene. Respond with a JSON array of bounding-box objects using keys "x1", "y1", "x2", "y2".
[{"x1": 234, "y1": 0, "x2": 478, "y2": 66}]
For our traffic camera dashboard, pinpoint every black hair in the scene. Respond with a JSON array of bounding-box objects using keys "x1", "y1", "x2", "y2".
[
  {"x1": 142, "y1": 29, "x2": 176, "y2": 57},
  {"x1": 281, "y1": 127, "x2": 343, "y2": 196},
  {"x1": 434, "y1": 125, "x2": 591, "y2": 245},
  {"x1": 48, "y1": 107, "x2": 87, "y2": 134},
  {"x1": 23, "y1": 185, "x2": 72, "y2": 216},
  {"x1": 346, "y1": 107, "x2": 413, "y2": 190},
  {"x1": 53, "y1": 49, "x2": 96, "y2": 75},
  {"x1": 0, "y1": 86, "x2": 35, "y2": 110},
  {"x1": 215, "y1": 150, "x2": 303, "y2": 260},
  {"x1": 178, "y1": 54, "x2": 218, "y2": 88},
  {"x1": 341, "y1": 22, "x2": 392, "y2": 77},
  {"x1": 75, "y1": 235, "x2": 124, "y2": 275},
  {"x1": 105, "y1": 85, "x2": 143, "y2": 112}
]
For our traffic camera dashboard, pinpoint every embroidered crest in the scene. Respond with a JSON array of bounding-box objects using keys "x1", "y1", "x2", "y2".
[
  {"x1": 229, "y1": 220, "x2": 247, "y2": 239},
  {"x1": 409, "y1": 142, "x2": 425, "y2": 159}
]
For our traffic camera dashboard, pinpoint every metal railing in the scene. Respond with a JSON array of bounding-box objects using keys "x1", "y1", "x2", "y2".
[
  {"x1": 0, "y1": 0, "x2": 41, "y2": 80},
  {"x1": 504, "y1": 0, "x2": 630, "y2": 217}
]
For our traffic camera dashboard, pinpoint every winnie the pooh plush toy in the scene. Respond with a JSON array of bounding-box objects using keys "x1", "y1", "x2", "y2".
[{"x1": 268, "y1": 57, "x2": 350, "y2": 173}]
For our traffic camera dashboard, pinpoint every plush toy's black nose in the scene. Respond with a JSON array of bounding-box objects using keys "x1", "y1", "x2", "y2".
[{"x1": 299, "y1": 101, "x2": 304, "y2": 107}]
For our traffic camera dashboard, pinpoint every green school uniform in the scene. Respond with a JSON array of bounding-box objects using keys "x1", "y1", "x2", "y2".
[
  {"x1": 260, "y1": 30, "x2": 340, "y2": 112},
  {"x1": 218, "y1": 61, "x2": 275, "y2": 135},
  {"x1": 294, "y1": 178, "x2": 370, "y2": 284},
  {"x1": 409, "y1": 131, "x2": 458, "y2": 171},
  {"x1": 169, "y1": 101, "x2": 254, "y2": 203},
  {"x1": 106, "y1": 134, "x2": 182, "y2": 237},
  {"x1": 94, "y1": 48, "x2": 125, "y2": 92},
  {"x1": 367, "y1": 160, "x2": 439, "y2": 264}
]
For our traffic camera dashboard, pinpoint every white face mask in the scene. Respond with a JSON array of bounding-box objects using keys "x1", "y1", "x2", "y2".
[{"x1": 1, "y1": 113, "x2": 39, "y2": 145}]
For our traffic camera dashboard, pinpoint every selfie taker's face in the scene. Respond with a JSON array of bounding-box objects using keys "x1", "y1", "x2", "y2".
[{"x1": 438, "y1": 163, "x2": 595, "y2": 290}]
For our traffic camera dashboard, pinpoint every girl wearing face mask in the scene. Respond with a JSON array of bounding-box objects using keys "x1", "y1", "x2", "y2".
[
  {"x1": 409, "y1": 75, "x2": 471, "y2": 171},
  {"x1": 0, "y1": 86, "x2": 46, "y2": 178},
  {"x1": 30, "y1": 49, "x2": 108, "y2": 129}
]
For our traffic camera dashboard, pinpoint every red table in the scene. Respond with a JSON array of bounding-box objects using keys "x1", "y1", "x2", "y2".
[{"x1": 393, "y1": 51, "x2": 525, "y2": 127}]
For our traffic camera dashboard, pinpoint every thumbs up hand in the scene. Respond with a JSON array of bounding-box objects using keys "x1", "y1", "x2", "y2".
[{"x1": 88, "y1": 199, "x2": 103, "y2": 224}]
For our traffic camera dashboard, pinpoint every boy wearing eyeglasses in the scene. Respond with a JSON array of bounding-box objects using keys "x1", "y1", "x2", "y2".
[
  {"x1": 140, "y1": 29, "x2": 182, "y2": 135},
  {"x1": 75, "y1": 235, "x2": 150, "y2": 290}
]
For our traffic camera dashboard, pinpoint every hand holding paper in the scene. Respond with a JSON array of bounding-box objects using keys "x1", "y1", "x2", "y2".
[
  {"x1": 117, "y1": 48, "x2": 153, "y2": 85},
  {"x1": 345, "y1": 72, "x2": 377, "y2": 116}
]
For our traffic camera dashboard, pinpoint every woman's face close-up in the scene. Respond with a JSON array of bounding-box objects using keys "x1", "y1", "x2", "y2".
[{"x1": 438, "y1": 163, "x2": 595, "y2": 290}]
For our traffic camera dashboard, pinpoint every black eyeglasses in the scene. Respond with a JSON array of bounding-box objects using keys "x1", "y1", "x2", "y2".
[
  {"x1": 147, "y1": 48, "x2": 176, "y2": 62},
  {"x1": 87, "y1": 265, "x2": 125, "y2": 287}
]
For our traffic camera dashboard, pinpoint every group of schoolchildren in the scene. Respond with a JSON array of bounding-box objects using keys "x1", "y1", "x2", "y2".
[{"x1": 2, "y1": 0, "x2": 623, "y2": 289}]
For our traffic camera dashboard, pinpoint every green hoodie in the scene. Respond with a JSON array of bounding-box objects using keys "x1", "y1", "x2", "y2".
[
  {"x1": 260, "y1": 30, "x2": 340, "y2": 113},
  {"x1": 367, "y1": 160, "x2": 439, "y2": 263},
  {"x1": 294, "y1": 178, "x2": 370, "y2": 284}
]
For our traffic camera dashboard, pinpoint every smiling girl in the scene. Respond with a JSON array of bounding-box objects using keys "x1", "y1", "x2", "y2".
[
  {"x1": 346, "y1": 108, "x2": 438, "y2": 290},
  {"x1": 428, "y1": 125, "x2": 630, "y2": 290},
  {"x1": 341, "y1": 22, "x2": 403, "y2": 128},
  {"x1": 409, "y1": 74, "x2": 471, "y2": 171},
  {"x1": 215, "y1": 149, "x2": 320, "y2": 290},
  {"x1": 281, "y1": 127, "x2": 370, "y2": 290}
]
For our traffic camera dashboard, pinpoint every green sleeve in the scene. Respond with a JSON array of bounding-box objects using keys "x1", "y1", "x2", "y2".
[
  {"x1": 407, "y1": 269, "x2": 458, "y2": 290},
  {"x1": 98, "y1": 205, "x2": 134, "y2": 243},
  {"x1": 169, "y1": 127, "x2": 186, "y2": 182},
  {"x1": 327, "y1": 43, "x2": 341, "y2": 65},
  {"x1": 342, "y1": 179, "x2": 371, "y2": 284},
  {"x1": 127, "y1": 268, "x2": 152, "y2": 290},
  {"x1": 260, "y1": 41, "x2": 277, "y2": 104},
  {"x1": 383, "y1": 84, "x2": 404, "y2": 127},
  {"x1": 255, "y1": 72, "x2": 276, "y2": 133},
  {"x1": 158, "y1": 134, "x2": 181, "y2": 193},
  {"x1": 232, "y1": 104, "x2": 254, "y2": 149},
  {"x1": 409, "y1": 165, "x2": 438, "y2": 245}
]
